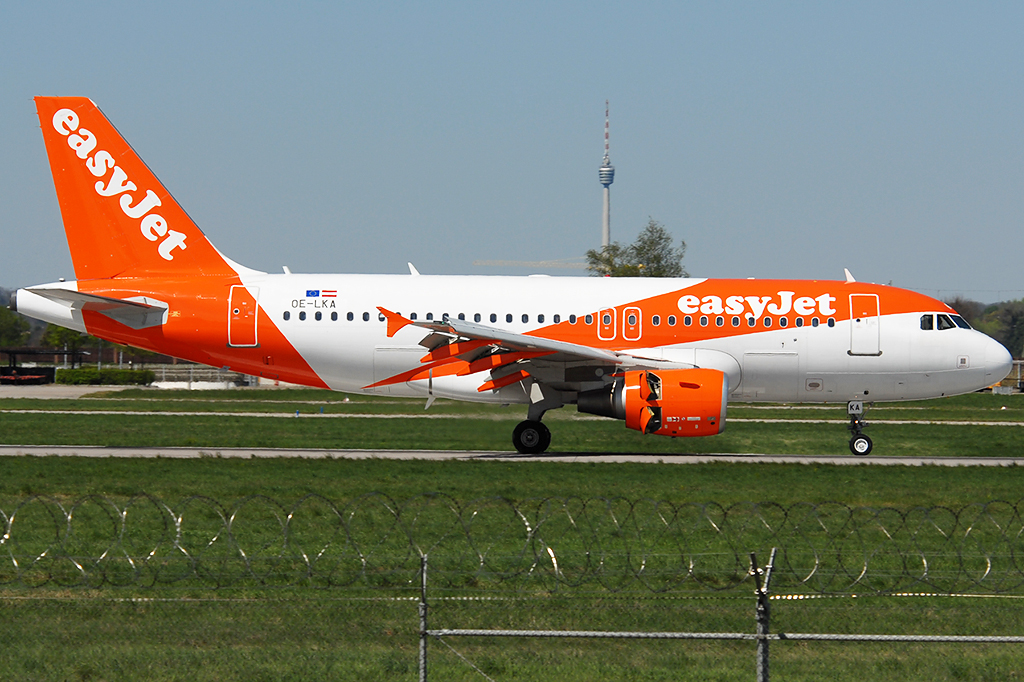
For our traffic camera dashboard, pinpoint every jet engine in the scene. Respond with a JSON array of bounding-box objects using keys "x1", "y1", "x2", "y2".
[{"x1": 577, "y1": 368, "x2": 727, "y2": 437}]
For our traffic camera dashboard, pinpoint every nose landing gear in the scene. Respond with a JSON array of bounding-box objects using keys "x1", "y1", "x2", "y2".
[{"x1": 847, "y1": 401, "x2": 872, "y2": 455}]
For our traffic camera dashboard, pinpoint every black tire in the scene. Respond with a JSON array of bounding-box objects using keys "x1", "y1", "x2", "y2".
[
  {"x1": 849, "y1": 434, "x2": 873, "y2": 456},
  {"x1": 512, "y1": 420, "x2": 551, "y2": 454}
]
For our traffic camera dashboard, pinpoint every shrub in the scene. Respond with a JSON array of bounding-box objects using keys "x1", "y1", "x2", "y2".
[{"x1": 55, "y1": 368, "x2": 156, "y2": 386}]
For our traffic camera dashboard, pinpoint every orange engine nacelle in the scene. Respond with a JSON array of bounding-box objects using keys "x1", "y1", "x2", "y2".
[{"x1": 577, "y1": 368, "x2": 728, "y2": 437}]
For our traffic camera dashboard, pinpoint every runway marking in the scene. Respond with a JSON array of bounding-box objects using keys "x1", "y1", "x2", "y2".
[{"x1": 0, "y1": 445, "x2": 1022, "y2": 466}]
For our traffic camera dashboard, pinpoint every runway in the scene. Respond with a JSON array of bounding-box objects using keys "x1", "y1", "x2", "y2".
[{"x1": 0, "y1": 445, "x2": 1022, "y2": 466}]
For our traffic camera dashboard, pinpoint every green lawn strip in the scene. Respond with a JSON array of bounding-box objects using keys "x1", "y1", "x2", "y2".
[
  {"x1": 4, "y1": 390, "x2": 1024, "y2": 423},
  {"x1": 2, "y1": 409, "x2": 1024, "y2": 456},
  {"x1": 0, "y1": 395, "x2": 483, "y2": 415},
  {"x1": 1, "y1": 591, "x2": 1023, "y2": 681},
  {"x1": 1, "y1": 456, "x2": 1022, "y2": 509}
]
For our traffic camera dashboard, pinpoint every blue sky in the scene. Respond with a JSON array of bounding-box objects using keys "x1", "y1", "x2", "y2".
[{"x1": 2, "y1": 2, "x2": 1023, "y2": 301}]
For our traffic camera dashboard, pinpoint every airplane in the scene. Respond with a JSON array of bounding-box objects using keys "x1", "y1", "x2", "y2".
[{"x1": 11, "y1": 97, "x2": 1013, "y2": 456}]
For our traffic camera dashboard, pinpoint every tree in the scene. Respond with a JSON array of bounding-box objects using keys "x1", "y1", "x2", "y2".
[
  {"x1": 0, "y1": 307, "x2": 29, "y2": 347},
  {"x1": 584, "y1": 242, "x2": 641, "y2": 277},
  {"x1": 991, "y1": 301, "x2": 1024, "y2": 359},
  {"x1": 41, "y1": 324, "x2": 88, "y2": 368},
  {"x1": 585, "y1": 218, "x2": 687, "y2": 278},
  {"x1": 944, "y1": 296, "x2": 985, "y2": 326},
  {"x1": 967, "y1": 300, "x2": 1024, "y2": 359}
]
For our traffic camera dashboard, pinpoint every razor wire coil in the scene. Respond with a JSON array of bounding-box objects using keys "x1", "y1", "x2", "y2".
[{"x1": 2, "y1": 494, "x2": 1024, "y2": 595}]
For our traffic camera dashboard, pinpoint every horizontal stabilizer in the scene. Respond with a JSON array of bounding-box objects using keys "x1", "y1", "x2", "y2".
[{"x1": 27, "y1": 288, "x2": 168, "y2": 330}]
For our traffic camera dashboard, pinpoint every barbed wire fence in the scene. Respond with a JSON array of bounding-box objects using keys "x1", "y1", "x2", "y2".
[
  {"x1": 5, "y1": 494, "x2": 1024, "y2": 680},
  {"x1": 3, "y1": 493, "x2": 1024, "y2": 594}
]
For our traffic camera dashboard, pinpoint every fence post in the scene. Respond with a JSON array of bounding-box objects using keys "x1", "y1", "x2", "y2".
[
  {"x1": 419, "y1": 553, "x2": 428, "y2": 682},
  {"x1": 751, "y1": 548, "x2": 777, "y2": 682}
]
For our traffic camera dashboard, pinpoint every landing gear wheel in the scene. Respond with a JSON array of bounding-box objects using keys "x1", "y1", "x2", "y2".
[
  {"x1": 849, "y1": 434, "x2": 873, "y2": 456},
  {"x1": 846, "y1": 401, "x2": 872, "y2": 456},
  {"x1": 513, "y1": 420, "x2": 551, "y2": 455}
]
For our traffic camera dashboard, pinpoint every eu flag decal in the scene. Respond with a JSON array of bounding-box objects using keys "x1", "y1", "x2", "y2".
[{"x1": 306, "y1": 290, "x2": 320, "y2": 297}]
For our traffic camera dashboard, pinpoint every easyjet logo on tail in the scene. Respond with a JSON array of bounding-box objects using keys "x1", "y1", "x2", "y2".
[{"x1": 51, "y1": 109, "x2": 187, "y2": 261}]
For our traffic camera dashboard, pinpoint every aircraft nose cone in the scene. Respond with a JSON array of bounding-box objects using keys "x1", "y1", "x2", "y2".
[{"x1": 984, "y1": 336, "x2": 1013, "y2": 383}]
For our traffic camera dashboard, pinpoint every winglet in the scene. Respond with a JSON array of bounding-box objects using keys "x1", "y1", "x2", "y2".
[{"x1": 377, "y1": 307, "x2": 413, "y2": 338}]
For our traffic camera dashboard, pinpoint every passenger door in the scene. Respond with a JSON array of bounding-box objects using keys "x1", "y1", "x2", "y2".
[{"x1": 849, "y1": 294, "x2": 880, "y2": 356}]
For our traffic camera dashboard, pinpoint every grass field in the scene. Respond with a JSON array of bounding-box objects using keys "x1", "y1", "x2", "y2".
[
  {"x1": 2, "y1": 387, "x2": 1024, "y2": 457},
  {"x1": 2, "y1": 388, "x2": 1024, "y2": 680}
]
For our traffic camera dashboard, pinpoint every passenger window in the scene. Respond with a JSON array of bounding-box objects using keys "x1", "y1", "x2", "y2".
[
  {"x1": 652, "y1": 315, "x2": 661, "y2": 326},
  {"x1": 811, "y1": 317, "x2": 819, "y2": 327},
  {"x1": 684, "y1": 315, "x2": 692, "y2": 326},
  {"x1": 779, "y1": 317, "x2": 788, "y2": 328},
  {"x1": 331, "y1": 312, "x2": 338, "y2": 321},
  {"x1": 522, "y1": 314, "x2": 530, "y2": 324},
  {"x1": 585, "y1": 314, "x2": 594, "y2": 325},
  {"x1": 474, "y1": 313, "x2": 481, "y2": 322},
  {"x1": 458, "y1": 313, "x2": 466, "y2": 321},
  {"x1": 507, "y1": 314, "x2": 513, "y2": 323},
  {"x1": 699, "y1": 315, "x2": 708, "y2": 327},
  {"x1": 795, "y1": 318, "x2": 804, "y2": 328},
  {"x1": 426, "y1": 313, "x2": 434, "y2": 321},
  {"x1": 362, "y1": 312, "x2": 370, "y2": 322},
  {"x1": 378, "y1": 312, "x2": 385, "y2": 322},
  {"x1": 627, "y1": 313, "x2": 636, "y2": 325},
  {"x1": 951, "y1": 315, "x2": 971, "y2": 329},
  {"x1": 569, "y1": 314, "x2": 577, "y2": 324},
  {"x1": 668, "y1": 315, "x2": 677, "y2": 326},
  {"x1": 763, "y1": 317, "x2": 772, "y2": 327},
  {"x1": 937, "y1": 314, "x2": 956, "y2": 330},
  {"x1": 347, "y1": 312, "x2": 354, "y2": 321},
  {"x1": 538, "y1": 314, "x2": 545, "y2": 323},
  {"x1": 283, "y1": 311, "x2": 290, "y2": 321},
  {"x1": 716, "y1": 316, "x2": 724, "y2": 327},
  {"x1": 299, "y1": 311, "x2": 306, "y2": 321},
  {"x1": 602, "y1": 313, "x2": 611, "y2": 325},
  {"x1": 490, "y1": 313, "x2": 497, "y2": 323},
  {"x1": 747, "y1": 317, "x2": 755, "y2": 327},
  {"x1": 827, "y1": 318, "x2": 835, "y2": 328},
  {"x1": 315, "y1": 311, "x2": 322, "y2": 321},
  {"x1": 410, "y1": 312, "x2": 417, "y2": 321},
  {"x1": 553, "y1": 314, "x2": 560, "y2": 323},
  {"x1": 732, "y1": 316, "x2": 740, "y2": 327}
]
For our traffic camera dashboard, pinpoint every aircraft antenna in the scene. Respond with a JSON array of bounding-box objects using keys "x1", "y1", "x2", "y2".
[{"x1": 599, "y1": 100, "x2": 615, "y2": 248}]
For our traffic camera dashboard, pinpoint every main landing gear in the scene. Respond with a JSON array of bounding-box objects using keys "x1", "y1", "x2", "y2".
[
  {"x1": 513, "y1": 420, "x2": 551, "y2": 455},
  {"x1": 512, "y1": 381, "x2": 561, "y2": 455},
  {"x1": 847, "y1": 401, "x2": 872, "y2": 456}
]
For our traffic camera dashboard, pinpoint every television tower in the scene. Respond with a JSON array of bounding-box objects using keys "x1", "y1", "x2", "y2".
[{"x1": 599, "y1": 100, "x2": 615, "y2": 247}]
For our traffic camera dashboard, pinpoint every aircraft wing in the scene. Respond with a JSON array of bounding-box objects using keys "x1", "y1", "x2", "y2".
[
  {"x1": 375, "y1": 308, "x2": 694, "y2": 393},
  {"x1": 27, "y1": 287, "x2": 168, "y2": 330},
  {"x1": 378, "y1": 307, "x2": 670, "y2": 363}
]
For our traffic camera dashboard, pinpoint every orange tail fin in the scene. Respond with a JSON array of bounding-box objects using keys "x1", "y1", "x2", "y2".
[{"x1": 35, "y1": 97, "x2": 235, "y2": 280}]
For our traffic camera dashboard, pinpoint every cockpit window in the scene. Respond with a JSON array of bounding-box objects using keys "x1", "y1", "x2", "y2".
[
  {"x1": 951, "y1": 314, "x2": 971, "y2": 329},
  {"x1": 936, "y1": 314, "x2": 956, "y2": 330},
  {"x1": 920, "y1": 314, "x2": 933, "y2": 330}
]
